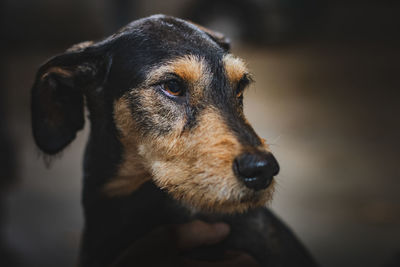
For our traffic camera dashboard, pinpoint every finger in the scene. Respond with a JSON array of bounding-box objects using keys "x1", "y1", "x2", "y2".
[{"x1": 175, "y1": 220, "x2": 230, "y2": 250}]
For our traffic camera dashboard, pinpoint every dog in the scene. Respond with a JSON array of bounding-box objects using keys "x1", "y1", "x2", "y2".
[{"x1": 31, "y1": 15, "x2": 317, "y2": 267}]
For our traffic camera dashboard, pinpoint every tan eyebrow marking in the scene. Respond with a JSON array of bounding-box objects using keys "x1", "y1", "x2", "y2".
[
  {"x1": 146, "y1": 55, "x2": 210, "y2": 84},
  {"x1": 222, "y1": 54, "x2": 249, "y2": 84},
  {"x1": 172, "y1": 55, "x2": 207, "y2": 82}
]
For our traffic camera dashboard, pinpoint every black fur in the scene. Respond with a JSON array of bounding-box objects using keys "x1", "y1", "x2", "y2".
[{"x1": 31, "y1": 15, "x2": 317, "y2": 267}]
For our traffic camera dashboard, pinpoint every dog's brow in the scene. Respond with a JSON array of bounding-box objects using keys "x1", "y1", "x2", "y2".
[
  {"x1": 222, "y1": 54, "x2": 249, "y2": 84},
  {"x1": 172, "y1": 55, "x2": 208, "y2": 82},
  {"x1": 145, "y1": 55, "x2": 210, "y2": 85}
]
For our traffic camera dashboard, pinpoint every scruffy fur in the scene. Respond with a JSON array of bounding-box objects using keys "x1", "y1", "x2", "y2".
[
  {"x1": 106, "y1": 54, "x2": 274, "y2": 213},
  {"x1": 31, "y1": 15, "x2": 317, "y2": 267}
]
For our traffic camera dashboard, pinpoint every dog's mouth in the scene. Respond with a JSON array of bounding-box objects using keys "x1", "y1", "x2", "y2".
[
  {"x1": 238, "y1": 178, "x2": 276, "y2": 203},
  {"x1": 152, "y1": 170, "x2": 276, "y2": 214}
]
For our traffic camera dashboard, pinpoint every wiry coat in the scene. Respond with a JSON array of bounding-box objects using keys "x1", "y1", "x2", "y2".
[{"x1": 31, "y1": 15, "x2": 317, "y2": 267}]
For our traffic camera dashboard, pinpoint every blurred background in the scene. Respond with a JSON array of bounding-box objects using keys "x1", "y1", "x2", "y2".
[{"x1": 0, "y1": 0, "x2": 399, "y2": 266}]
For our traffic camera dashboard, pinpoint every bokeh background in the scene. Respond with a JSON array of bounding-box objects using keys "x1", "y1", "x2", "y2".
[{"x1": 0, "y1": 0, "x2": 399, "y2": 266}]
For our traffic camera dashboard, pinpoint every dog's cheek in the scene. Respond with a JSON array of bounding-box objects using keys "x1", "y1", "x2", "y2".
[
  {"x1": 148, "y1": 159, "x2": 235, "y2": 210},
  {"x1": 138, "y1": 137, "x2": 238, "y2": 211},
  {"x1": 131, "y1": 88, "x2": 184, "y2": 136},
  {"x1": 113, "y1": 96, "x2": 136, "y2": 137},
  {"x1": 102, "y1": 97, "x2": 151, "y2": 196}
]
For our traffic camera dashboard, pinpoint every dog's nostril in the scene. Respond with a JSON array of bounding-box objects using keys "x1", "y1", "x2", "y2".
[{"x1": 233, "y1": 152, "x2": 279, "y2": 191}]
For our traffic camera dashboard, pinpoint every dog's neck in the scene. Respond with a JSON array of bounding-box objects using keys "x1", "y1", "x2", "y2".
[{"x1": 79, "y1": 124, "x2": 191, "y2": 266}]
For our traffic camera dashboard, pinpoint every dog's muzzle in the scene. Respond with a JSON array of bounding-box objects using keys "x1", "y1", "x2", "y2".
[{"x1": 233, "y1": 152, "x2": 280, "y2": 191}]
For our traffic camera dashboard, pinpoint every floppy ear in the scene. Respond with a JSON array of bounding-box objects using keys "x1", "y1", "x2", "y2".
[
  {"x1": 31, "y1": 42, "x2": 109, "y2": 155},
  {"x1": 192, "y1": 23, "x2": 231, "y2": 51}
]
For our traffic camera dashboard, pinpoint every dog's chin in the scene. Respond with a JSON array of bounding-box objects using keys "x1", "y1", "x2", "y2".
[{"x1": 169, "y1": 182, "x2": 276, "y2": 214}]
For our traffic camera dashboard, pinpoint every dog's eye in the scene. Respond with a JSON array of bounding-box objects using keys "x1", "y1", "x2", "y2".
[
  {"x1": 236, "y1": 88, "x2": 244, "y2": 98},
  {"x1": 161, "y1": 80, "x2": 184, "y2": 97},
  {"x1": 236, "y1": 75, "x2": 250, "y2": 98}
]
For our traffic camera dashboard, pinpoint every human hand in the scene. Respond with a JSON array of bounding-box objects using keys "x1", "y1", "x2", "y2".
[{"x1": 111, "y1": 220, "x2": 260, "y2": 267}]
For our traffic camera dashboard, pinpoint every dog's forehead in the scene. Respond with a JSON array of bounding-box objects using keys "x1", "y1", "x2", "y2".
[
  {"x1": 106, "y1": 15, "x2": 248, "y2": 96},
  {"x1": 119, "y1": 15, "x2": 222, "y2": 56}
]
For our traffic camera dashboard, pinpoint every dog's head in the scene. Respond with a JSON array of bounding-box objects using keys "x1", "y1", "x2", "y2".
[{"x1": 32, "y1": 15, "x2": 279, "y2": 213}]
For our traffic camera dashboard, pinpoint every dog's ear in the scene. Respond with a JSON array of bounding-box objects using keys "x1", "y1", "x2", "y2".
[
  {"x1": 31, "y1": 42, "x2": 109, "y2": 155},
  {"x1": 193, "y1": 23, "x2": 231, "y2": 51}
]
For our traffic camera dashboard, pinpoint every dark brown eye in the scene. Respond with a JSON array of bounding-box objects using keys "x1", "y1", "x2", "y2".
[
  {"x1": 236, "y1": 75, "x2": 250, "y2": 98},
  {"x1": 162, "y1": 80, "x2": 184, "y2": 97},
  {"x1": 236, "y1": 88, "x2": 244, "y2": 98}
]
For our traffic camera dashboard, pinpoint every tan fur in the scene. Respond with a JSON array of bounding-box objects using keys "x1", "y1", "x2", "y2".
[
  {"x1": 172, "y1": 55, "x2": 206, "y2": 82},
  {"x1": 104, "y1": 98, "x2": 151, "y2": 196},
  {"x1": 222, "y1": 54, "x2": 248, "y2": 84}
]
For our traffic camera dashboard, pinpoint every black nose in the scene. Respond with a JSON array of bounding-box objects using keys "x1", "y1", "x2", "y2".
[{"x1": 233, "y1": 152, "x2": 280, "y2": 191}]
